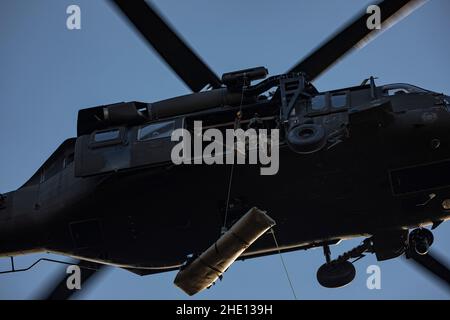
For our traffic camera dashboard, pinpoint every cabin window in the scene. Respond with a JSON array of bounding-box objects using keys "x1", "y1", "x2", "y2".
[
  {"x1": 311, "y1": 95, "x2": 326, "y2": 110},
  {"x1": 89, "y1": 128, "x2": 124, "y2": 149},
  {"x1": 45, "y1": 162, "x2": 60, "y2": 180},
  {"x1": 331, "y1": 93, "x2": 347, "y2": 108},
  {"x1": 94, "y1": 129, "x2": 120, "y2": 142},
  {"x1": 138, "y1": 120, "x2": 175, "y2": 141},
  {"x1": 41, "y1": 158, "x2": 64, "y2": 182},
  {"x1": 63, "y1": 153, "x2": 74, "y2": 168}
]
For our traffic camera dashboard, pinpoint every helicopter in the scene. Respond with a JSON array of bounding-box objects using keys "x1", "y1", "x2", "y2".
[{"x1": 1, "y1": 0, "x2": 450, "y2": 298}]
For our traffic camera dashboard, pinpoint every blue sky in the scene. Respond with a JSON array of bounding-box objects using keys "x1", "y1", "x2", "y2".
[{"x1": 1, "y1": 0, "x2": 450, "y2": 299}]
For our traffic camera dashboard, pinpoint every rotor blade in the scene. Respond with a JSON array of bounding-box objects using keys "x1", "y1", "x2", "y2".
[
  {"x1": 110, "y1": 0, "x2": 222, "y2": 92},
  {"x1": 408, "y1": 251, "x2": 450, "y2": 290},
  {"x1": 38, "y1": 260, "x2": 105, "y2": 300},
  {"x1": 288, "y1": 0, "x2": 426, "y2": 81}
]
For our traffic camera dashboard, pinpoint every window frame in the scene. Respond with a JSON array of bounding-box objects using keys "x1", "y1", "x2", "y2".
[
  {"x1": 310, "y1": 94, "x2": 328, "y2": 111},
  {"x1": 137, "y1": 120, "x2": 176, "y2": 142},
  {"x1": 63, "y1": 152, "x2": 75, "y2": 168},
  {"x1": 307, "y1": 91, "x2": 350, "y2": 116},
  {"x1": 381, "y1": 83, "x2": 434, "y2": 96},
  {"x1": 89, "y1": 127, "x2": 125, "y2": 149},
  {"x1": 330, "y1": 92, "x2": 348, "y2": 109}
]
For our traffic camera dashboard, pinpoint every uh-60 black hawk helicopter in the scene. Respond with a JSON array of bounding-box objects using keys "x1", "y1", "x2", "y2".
[{"x1": 1, "y1": 0, "x2": 450, "y2": 298}]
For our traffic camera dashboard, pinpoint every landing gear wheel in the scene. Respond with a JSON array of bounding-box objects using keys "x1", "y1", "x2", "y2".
[
  {"x1": 316, "y1": 261, "x2": 356, "y2": 288},
  {"x1": 409, "y1": 228, "x2": 434, "y2": 256}
]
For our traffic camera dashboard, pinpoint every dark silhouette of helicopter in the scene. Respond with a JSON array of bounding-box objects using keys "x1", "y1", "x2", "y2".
[{"x1": 1, "y1": 0, "x2": 449, "y2": 298}]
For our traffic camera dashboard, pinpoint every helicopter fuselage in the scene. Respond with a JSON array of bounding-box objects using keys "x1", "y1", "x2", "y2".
[{"x1": 1, "y1": 81, "x2": 450, "y2": 274}]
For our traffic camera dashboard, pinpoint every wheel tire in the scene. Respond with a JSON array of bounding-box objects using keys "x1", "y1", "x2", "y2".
[
  {"x1": 287, "y1": 123, "x2": 326, "y2": 154},
  {"x1": 316, "y1": 261, "x2": 356, "y2": 288},
  {"x1": 409, "y1": 228, "x2": 434, "y2": 256}
]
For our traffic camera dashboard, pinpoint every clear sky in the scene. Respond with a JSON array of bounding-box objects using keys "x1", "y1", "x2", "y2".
[{"x1": 1, "y1": 0, "x2": 450, "y2": 299}]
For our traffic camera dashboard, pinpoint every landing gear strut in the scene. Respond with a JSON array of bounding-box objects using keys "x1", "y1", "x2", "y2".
[{"x1": 316, "y1": 228, "x2": 438, "y2": 288}]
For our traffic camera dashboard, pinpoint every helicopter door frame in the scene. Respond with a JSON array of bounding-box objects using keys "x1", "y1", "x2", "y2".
[
  {"x1": 75, "y1": 119, "x2": 184, "y2": 177},
  {"x1": 74, "y1": 126, "x2": 130, "y2": 177}
]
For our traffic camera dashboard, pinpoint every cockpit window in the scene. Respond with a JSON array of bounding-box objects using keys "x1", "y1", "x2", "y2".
[
  {"x1": 311, "y1": 95, "x2": 326, "y2": 110},
  {"x1": 138, "y1": 120, "x2": 175, "y2": 141},
  {"x1": 382, "y1": 83, "x2": 433, "y2": 96},
  {"x1": 90, "y1": 128, "x2": 124, "y2": 149},
  {"x1": 94, "y1": 129, "x2": 120, "y2": 142}
]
